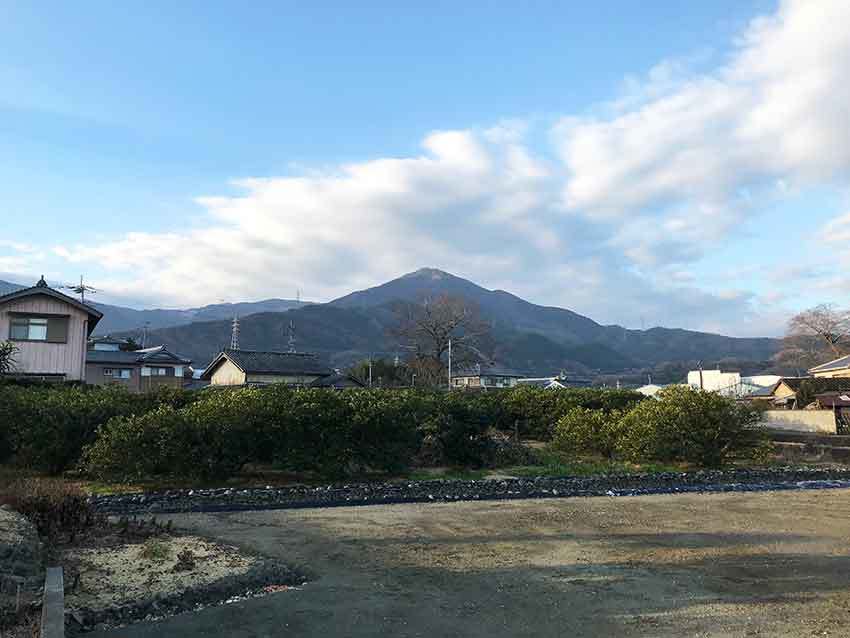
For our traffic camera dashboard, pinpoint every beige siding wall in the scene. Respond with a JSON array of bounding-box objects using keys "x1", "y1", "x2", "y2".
[
  {"x1": 774, "y1": 382, "x2": 798, "y2": 400},
  {"x1": 210, "y1": 359, "x2": 246, "y2": 385},
  {"x1": 246, "y1": 373, "x2": 321, "y2": 386},
  {"x1": 763, "y1": 410, "x2": 837, "y2": 434},
  {"x1": 0, "y1": 295, "x2": 89, "y2": 380},
  {"x1": 813, "y1": 370, "x2": 850, "y2": 378}
]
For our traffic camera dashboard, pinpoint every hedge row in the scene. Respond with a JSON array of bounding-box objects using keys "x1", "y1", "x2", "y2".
[
  {"x1": 0, "y1": 384, "x2": 196, "y2": 474},
  {"x1": 0, "y1": 383, "x2": 643, "y2": 477},
  {"x1": 553, "y1": 386, "x2": 769, "y2": 467}
]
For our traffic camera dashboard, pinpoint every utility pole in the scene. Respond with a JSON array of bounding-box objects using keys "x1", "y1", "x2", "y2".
[
  {"x1": 368, "y1": 356, "x2": 373, "y2": 388},
  {"x1": 697, "y1": 360, "x2": 704, "y2": 390},
  {"x1": 447, "y1": 338, "x2": 452, "y2": 390}
]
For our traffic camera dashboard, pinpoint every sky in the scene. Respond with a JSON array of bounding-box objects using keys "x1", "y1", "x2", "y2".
[{"x1": 2, "y1": 0, "x2": 849, "y2": 337}]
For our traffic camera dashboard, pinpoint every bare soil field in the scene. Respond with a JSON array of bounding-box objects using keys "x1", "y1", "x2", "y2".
[{"x1": 92, "y1": 489, "x2": 850, "y2": 637}]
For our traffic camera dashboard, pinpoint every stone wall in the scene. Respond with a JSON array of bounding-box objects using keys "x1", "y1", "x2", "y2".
[
  {"x1": 763, "y1": 410, "x2": 837, "y2": 434},
  {"x1": 0, "y1": 506, "x2": 42, "y2": 589}
]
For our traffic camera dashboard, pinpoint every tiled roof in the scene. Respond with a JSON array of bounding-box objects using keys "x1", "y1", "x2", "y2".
[
  {"x1": 779, "y1": 377, "x2": 850, "y2": 394},
  {"x1": 211, "y1": 349, "x2": 332, "y2": 376},
  {"x1": 809, "y1": 355, "x2": 850, "y2": 373},
  {"x1": 310, "y1": 373, "x2": 364, "y2": 388},
  {"x1": 86, "y1": 350, "x2": 141, "y2": 365},
  {"x1": 86, "y1": 345, "x2": 191, "y2": 365}
]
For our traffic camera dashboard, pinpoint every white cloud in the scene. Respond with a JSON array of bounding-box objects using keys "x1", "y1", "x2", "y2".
[{"x1": 49, "y1": 0, "x2": 850, "y2": 335}]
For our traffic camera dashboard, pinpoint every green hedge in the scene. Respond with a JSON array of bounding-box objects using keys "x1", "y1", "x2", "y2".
[
  {"x1": 0, "y1": 383, "x2": 197, "y2": 474},
  {"x1": 616, "y1": 386, "x2": 767, "y2": 467},
  {"x1": 2, "y1": 383, "x2": 645, "y2": 479}
]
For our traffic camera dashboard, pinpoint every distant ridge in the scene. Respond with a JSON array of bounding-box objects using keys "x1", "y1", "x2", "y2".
[{"x1": 104, "y1": 268, "x2": 780, "y2": 374}]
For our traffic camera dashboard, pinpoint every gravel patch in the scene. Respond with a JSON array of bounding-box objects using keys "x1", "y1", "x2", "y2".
[
  {"x1": 90, "y1": 466, "x2": 850, "y2": 515},
  {"x1": 63, "y1": 535, "x2": 303, "y2": 632}
]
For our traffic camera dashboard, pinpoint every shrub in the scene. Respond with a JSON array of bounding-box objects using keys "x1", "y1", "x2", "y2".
[
  {"x1": 616, "y1": 385, "x2": 766, "y2": 467},
  {"x1": 423, "y1": 392, "x2": 493, "y2": 466},
  {"x1": 552, "y1": 407, "x2": 624, "y2": 459},
  {"x1": 0, "y1": 383, "x2": 198, "y2": 474},
  {"x1": 498, "y1": 387, "x2": 644, "y2": 440},
  {"x1": 346, "y1": 390, "x2": 423, "y2": 474},
  {"x1": 0, "y1": 478, "x2": 99, "y2": 540}
]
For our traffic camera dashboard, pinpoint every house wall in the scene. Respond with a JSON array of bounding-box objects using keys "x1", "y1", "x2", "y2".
[
  {"x1": 85, "y1": 363, "x2": 142, "y2": 392},
  {"x1": 140, "y1": 374, "x2": 184, "y2": 392},
  {"x1": 246, "y1": 373, "x2": 322, "y2": 386},
  {"x1": 0, "y1": 294, "x2": 89, "y2": 380},
  {"x1": 774, "y1": 383, "x2": 798, "y2": 400},
  {"x1": 763, "y1": 409, "x2": 837, "y2": 434},
  {"x1": 813, "y1": 369, "x2": 850, "y2": 379},
  {"x1": 209, "y1": 359, "x2": 246, "y2": 385}
]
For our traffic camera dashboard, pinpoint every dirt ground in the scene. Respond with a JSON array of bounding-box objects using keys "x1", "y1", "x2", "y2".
[
  {"x1": 93, "y1": 489, "x2": 850, "y2": 637},
  {"x1": 64, "y1": 536, "x2": 257, "y2": 613}
]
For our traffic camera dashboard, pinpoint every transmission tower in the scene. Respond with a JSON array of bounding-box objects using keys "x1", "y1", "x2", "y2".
[
  {"x1": 230, "y1": 315, "x2": 240, "y2": 350},
  {"x1": 287, "y1": 319, "x2": 296, "y2": 353}
]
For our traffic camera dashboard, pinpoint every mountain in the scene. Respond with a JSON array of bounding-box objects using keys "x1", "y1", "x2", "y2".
[
  {"x1": 0, "y1": 279, "x2": 306, "y2": 334},
  {"x1": 113, "y1": 268, "x2": 780, "y2": 374},
  {"x1": 88, "y1": 298, "x2": 307, "y2": 335},
  {"x1": 0, "y1": 280, "x2": 24, "y2": 296}
]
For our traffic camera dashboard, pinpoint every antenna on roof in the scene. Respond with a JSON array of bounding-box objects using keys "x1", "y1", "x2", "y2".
[
  {"x1": 287, "y1": 319, "x2": 296, "y2": 353},
  {"x1": 230, "y1": 314, "x2": 240, "y2": 351},
  {"x1": 59, "y1": 275, "x2": 98, "y2": 304}
]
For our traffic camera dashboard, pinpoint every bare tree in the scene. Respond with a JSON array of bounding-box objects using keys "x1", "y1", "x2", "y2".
[
  {"x1": 390, "y1": 294, "x2": 492, "y2": 385},
  {"x1": 0, "y1": 341, "x2": 18, "y2": 375},
  {"x1": 778, "y1": 304, "x2": 850, "y2": 372}
]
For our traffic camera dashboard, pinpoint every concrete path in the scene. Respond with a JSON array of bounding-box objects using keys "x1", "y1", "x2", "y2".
[{"x1": 93, "y1": 489, "x2": 850, "y2": 637}]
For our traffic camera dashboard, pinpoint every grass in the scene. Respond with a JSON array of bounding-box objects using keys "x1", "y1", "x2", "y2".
[
  {"x1": 138, "y1": 538, "x2": 172, "y2": 562},
  {"x1": 0, "y1": 444, "x2": 810, "y2": 498},
  {"x1": 405, "y1": 468, "x2": 490, "y2": 481}
]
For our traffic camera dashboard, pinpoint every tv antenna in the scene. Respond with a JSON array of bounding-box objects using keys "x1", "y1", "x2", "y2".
[{"x1": 59, "y1": 275, "x2": 98, "y2": 304}]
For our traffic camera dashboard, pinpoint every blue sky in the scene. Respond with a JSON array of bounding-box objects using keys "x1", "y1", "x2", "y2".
[{"x1": 2, "y1": 0, "x2": 849, "y2": 336}]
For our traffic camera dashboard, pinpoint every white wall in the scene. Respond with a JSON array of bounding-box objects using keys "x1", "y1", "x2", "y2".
[{"x1": 763, "y1": 410, "x2": 836, "y2": 434}]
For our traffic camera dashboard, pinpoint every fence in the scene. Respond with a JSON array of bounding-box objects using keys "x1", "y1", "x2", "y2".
[{"x1": 763, "y1": 410, "x2": 837, "y2": 434}]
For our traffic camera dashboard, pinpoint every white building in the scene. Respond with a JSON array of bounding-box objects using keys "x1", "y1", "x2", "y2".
[{"x1": 687, "y1": 369, "x2": 781, "y2": 398}]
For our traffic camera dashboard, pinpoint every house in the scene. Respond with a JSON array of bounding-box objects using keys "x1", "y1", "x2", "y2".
[
  {"x1": 201, "y1": 349, "x2": 333, "y2": 386},
  {"x1": 687, "y1": 369, "x2": 781, "y2": 397},
  {"x1": 0, "y1": 276, "x2": 102, "y2": 381},
  {"x1": 86, "y1": 343, "x2": 191, "y2": 392},
  {"x1": 809, "y1": 355, "x2": 850, "y2": 378},
  {"x1": 768, "y1": 377, "x2": 850, "y2": 409},
  {"x1": 451, "y1": 363, "x2": 525, "y2": 389},
  {"x1": 516, "y1": 377, "x2": 568, "y2": 390},
  {"x1": 636, "y1": 383, "x2": 667, "y2": 397},
  {"x1": 310, "y1": 373, "x2": 365, "y2": 389}
]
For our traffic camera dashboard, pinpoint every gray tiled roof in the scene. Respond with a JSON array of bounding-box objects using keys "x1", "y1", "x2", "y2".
[
  {"x1": 86, "y1": 346, "x2": 191, "y2": 366},
  {"x1": 215, "y1": 349, "x2": 332, "y2": 376},
  {"x1": 810, "y1": 355, "x2": 850, "y2": 373},
  {"x1": 86, "y1": 350, "x2": 143, "y2": 365}
]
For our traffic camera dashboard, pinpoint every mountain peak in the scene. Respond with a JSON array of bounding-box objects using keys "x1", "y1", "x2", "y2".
[{"x1": 403, "y1": 267, "x2": 454, "y2": 280}]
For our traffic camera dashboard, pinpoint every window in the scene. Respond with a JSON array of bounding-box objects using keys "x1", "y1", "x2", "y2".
[
  {"x1": 104, "y1": 368, "x2": 131, "y2": 379},
  {"x1": 10, "y1": 317, "x2": 48, "y2": 341},
  {"x1": 143, "y1": 366, "x2": 169, "y2": 376},
  {"x1": 9, "y1": 315, "x2": 68, "y2": 342}
]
